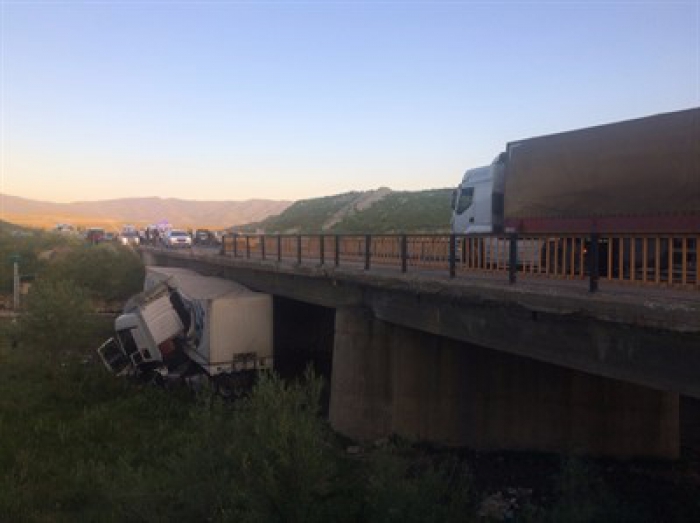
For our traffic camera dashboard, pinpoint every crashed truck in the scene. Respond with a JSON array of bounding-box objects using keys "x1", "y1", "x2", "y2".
[{"x1": 97, "y1": 266, "x2": 273, "y2": 394}]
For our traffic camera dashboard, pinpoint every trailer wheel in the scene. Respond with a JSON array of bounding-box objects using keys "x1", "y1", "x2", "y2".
[
  {"x1": 213, "y1": 372, "x2": 255, "y2": 399},
  {"x1": 212, "y1": 374, "x2": 233, "y2": 399}
]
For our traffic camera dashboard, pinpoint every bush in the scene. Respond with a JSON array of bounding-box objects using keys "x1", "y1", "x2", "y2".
[
  {"x1": 0, "y1": 228, "x2": 78, "y2": 294},
  {"x1": 228, "y1": 369, "x2": 348, "y2": 523},
  {"x1": 19, "y1": 279, "x2": 93, "y2": 352},
  {"x1": 43, "y1": 244, "x2": 144, "y2": 304}
]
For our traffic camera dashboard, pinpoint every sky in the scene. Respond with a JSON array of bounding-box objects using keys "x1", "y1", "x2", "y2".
[{"x1": 0, "y1": 0, "x2": 698, "y2": 203}]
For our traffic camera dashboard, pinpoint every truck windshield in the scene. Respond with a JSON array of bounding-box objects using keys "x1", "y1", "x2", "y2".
[
  {"x1": 116, "y1": 328, "x2": 139, "y2": 357},
  {"x1": 456, "y1": 187, "x2": 474, "y2": 214}
]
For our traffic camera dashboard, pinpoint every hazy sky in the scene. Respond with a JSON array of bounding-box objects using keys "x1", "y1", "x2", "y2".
[{"x1": 1, "y1": 0, "x2": 698, "y2": 203}]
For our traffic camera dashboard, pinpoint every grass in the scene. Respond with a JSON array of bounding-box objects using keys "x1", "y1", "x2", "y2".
[{"x1": 0, "y1": 317, "x2": 192, "y2": 522}]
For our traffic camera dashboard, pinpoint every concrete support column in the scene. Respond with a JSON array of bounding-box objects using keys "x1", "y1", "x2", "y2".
[
  {"x1": 330, "y1": 307, "x2": 393, "y2": 440},
  {"x1": 329, "y1": 307, "x2": 679, "y2": 459}
]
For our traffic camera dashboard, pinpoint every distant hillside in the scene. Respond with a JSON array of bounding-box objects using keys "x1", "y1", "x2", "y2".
[
  {"x1": 0, "y1": 194, "x2": 292, "y2": 230},
  {"x1": 237, "y1": 188, "x2": 453, "y2": 234}
]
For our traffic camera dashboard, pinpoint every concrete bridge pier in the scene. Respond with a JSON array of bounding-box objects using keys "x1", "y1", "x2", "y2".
[{"x1": 329, "y1": 307, "x2": 680, "y2": 459}]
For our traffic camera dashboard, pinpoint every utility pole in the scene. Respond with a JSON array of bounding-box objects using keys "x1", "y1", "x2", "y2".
[{"x1": 10, "y1": 254, "x2": 20, "y2": 310}]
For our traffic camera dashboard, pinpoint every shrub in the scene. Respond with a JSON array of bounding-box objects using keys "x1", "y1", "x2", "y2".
[
  {"x1": 228, "y1": 369, "x2": 347, "y2": 523},
  {"x1": 19, "y1": 279, "x2": 93, "y2": 352},
  {"x1": 43, "y1": 244, "x2": 144, "y2": 304}
]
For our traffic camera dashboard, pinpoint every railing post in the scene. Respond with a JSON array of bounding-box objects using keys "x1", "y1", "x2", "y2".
[
  {"x1": 233, "y1": 233, "x2": 238, "y2": 258},
  {"x1": 261, "y1": 234, "x2": 266, "y2": 261},
  {"x1": 589, "y1": 233, "x2": 600, "y2": 292},
  {"x1": 319, "y1": 234, "x2": 325, "y2": 266},
  {"x1": 365, "y1": 234, "x2": 371, "y2": 270},
  {"x1": 219, "y1": 234, "x2": 226, "y2": 256},
  {"x1": 246, "y1": 235, "x2": 250, "y2": 259},
  {"x1": 509, "y1": 232, "x2": 518, "y2": 284},
  {"x1": 401, "y1": 234, "x2": 407, "y2": 273},
  {"x1": 277, "y1": 235, "x2": 282, "y2": 262},
  {"x1": 449, "y1": 233, "x2": 456, "y2": 278},
  {"x1": 334, "y1": 235, "x2": 340, "y2": 267},
  {"x1": 461, "y1": 236, "x2": 467, "y2": 267},
  {"x1": 297, "y1": 235, "x2": 302, "y2": 265}
]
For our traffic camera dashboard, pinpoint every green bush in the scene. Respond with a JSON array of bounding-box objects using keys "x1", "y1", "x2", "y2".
[
  {"x1": 0, "y1": 227, "x2": 78, "y2": 294},
  {"x1": 101, "y1": 369, "x2": 350, "y2": 523},
  {"x1": 228, "y1": 370, "x2": 347, "y2": 523},
  {"x1": 19, "y1": 279, "x2": 94, "y2": 352},
  {"x1": 43, "y1": 243, "x2": 144, "y2": 304}
]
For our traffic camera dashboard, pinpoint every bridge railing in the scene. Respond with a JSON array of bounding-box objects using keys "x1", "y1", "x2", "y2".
[{"x1": 220, "y1": 233, "x2": 699, "y2": 291}]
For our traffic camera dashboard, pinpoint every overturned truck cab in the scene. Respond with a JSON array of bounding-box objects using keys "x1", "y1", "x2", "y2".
[{"x1": 97, "y1": 267, "x2": 273, "y2": 393}]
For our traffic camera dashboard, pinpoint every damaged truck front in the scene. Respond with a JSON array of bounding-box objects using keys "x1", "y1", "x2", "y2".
[{"x1": 97, "y1": 267, "x2": 273, "y2": 393}]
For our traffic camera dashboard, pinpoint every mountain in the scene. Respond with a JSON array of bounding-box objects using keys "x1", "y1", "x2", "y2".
[
  {"x1": 0, "y1": 193, "x2": 293, "y2": 230},
  {"x1": 236, "y1": 188, "x2": 453, "y2": 234}
]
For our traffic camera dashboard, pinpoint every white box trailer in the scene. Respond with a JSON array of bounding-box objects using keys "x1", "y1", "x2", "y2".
[{"x1": 144, "y1": 267, "x2": 273, "y2": 376}]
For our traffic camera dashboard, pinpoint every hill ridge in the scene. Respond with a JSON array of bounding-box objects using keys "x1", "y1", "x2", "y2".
[
  {"x1": 237, "y1": 187, "x2": 453, "y2": 234},
  {"x1": 0, "y1": 193, "x2": 292, "y2": 229}
]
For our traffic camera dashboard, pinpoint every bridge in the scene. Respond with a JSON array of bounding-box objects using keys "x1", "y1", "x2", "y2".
[{"x1": 141, "y1": 232, "x2": 700, "y2": 459}]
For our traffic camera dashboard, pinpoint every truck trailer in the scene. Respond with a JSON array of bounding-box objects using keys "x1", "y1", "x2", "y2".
[
  {"x1": 97, "y1": 267, "x2": 273, "y2": 393},
  {"x1": 451, "y1": 107, "x2": 700, "y2": 277}
]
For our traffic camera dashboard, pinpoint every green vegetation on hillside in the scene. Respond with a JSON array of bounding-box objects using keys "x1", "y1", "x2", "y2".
[
  {"x1": 237, "y1": 188, "x2": 453, "y2": 234},
  {"x1": 330, "y1": 189, "x2": 452, "y2": 233},
  {"x1": 238, "y1": 192, "x2": 362, "y2": 233}
]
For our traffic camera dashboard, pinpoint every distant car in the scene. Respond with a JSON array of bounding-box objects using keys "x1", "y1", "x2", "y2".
[
  {"x1": 120, "y1": 230, "x2": 140, "y2": 246},
  {"x1": 164, "y1": 229, "x2": 192, "y2": 248},
  {"x1": 86, "y1": 228, "x2": 105, "y2": 244},
  {"x1": 194, "y1": 229, "x2": 213, "y2": 245}
]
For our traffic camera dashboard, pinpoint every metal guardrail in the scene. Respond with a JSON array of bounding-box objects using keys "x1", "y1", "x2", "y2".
[{"x1": 220, "y1": 233, "x2": 699, "y2": 292}]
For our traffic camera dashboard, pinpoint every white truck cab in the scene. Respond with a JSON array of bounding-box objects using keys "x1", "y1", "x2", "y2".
[
  {"x1": 114, "y1": 286, "x2": 185, "y2": 369},
  {"x1": 451, "y1": 154, "x2": 506, "y2": 234}
]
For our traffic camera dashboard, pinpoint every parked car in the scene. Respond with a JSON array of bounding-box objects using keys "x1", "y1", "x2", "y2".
[
  {"x1": 164, "y1": 229, "x2": 192, "y2": 248},
  {"x1": 194, "y1": 229, "x2": 212, "y2": 245},
  {"x1": 86, "y1": 228, "x2": 105, "y2": 244},
  {"x1": 120, "y1": 229, "x2": 140, "y2": 246}
]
